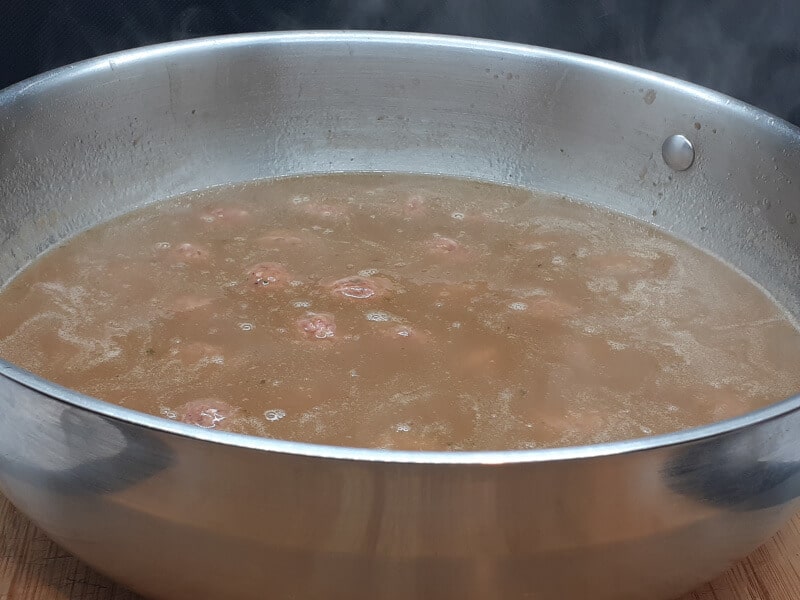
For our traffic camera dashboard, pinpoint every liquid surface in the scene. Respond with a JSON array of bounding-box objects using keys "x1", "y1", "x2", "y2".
[{"x1": 2, "y1": 174, "x2": 800, "y2": 450}]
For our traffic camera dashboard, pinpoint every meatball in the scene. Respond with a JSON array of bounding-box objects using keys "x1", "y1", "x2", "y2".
[
  {"x1": 201, "y1": 206, "x2": 250, "y2": 225},
  {"x1": 376, "y1": 425, "x2": 445, "y2": 451},
  {"x1": 426, "y1": 236, "x2": 470, "y2": 261},
  {"x1": 322, "y1": 275, "x2": 393, "y2": 300},
  {"x1": 296, "y1": 312, "x2": 337, "y2": 340},
  {"x1": 168, "y1": 242, "x2": 211, "y2": 264},
  {"x1": 178, "y1": 399, "x2": 238, "y2": 429},
  {"x1": 246, "y1": 262, "x2": 292, "y2": 289},
  {"x1": 402, "y1": 195, "x2": 427, "y2": 218}
]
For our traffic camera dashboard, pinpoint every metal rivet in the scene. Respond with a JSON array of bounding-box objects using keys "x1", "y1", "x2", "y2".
[{"x1": 662, "y1": 134, "x2": 695, "y2": 171}]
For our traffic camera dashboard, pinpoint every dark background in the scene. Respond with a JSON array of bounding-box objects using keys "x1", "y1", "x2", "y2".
[{"x1": 2, "y1": 0, "x2": 800, "y2": 125}]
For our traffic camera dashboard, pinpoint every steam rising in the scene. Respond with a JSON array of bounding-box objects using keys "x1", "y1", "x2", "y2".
[{"x1": 3, "y1": 0, "x2": 800, "y2": 124}]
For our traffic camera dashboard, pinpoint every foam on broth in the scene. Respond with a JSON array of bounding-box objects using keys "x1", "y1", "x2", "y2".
[{"x1": 1, "y1": 173, "x2": 799, "y2": 450}]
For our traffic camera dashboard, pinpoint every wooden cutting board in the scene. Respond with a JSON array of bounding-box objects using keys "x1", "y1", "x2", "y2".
[{"x1": 2, "y1": 493, "x2": 799, "y2": 600}]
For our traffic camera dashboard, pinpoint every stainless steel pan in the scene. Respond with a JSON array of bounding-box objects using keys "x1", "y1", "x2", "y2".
[{"x1": 1, "y1": 31, "x2": 799, "y2": 600}]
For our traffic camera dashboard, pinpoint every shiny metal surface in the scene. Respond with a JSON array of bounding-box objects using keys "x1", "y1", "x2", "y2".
[
  {"x1": 0, "y1": 31, "x2": 799, "y2": 600},
  {"x1": 662, "y1": 133, "x2": 696, "y2": 171}
]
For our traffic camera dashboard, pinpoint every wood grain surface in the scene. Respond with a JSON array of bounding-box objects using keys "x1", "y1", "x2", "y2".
[{"x1": 2, "y1": 492, "x2": 799, "y2": 600}]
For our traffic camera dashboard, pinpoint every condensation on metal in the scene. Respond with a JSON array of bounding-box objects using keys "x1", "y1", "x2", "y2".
[{"x1": 662, "y1": 134, "x2": 695, "y2": 171}]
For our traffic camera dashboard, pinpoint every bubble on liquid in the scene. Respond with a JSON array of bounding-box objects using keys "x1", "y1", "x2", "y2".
[
  {"x1": 607, "y1": 340, "x2": 627, "y2": 351},
  {"x1": 238, "y1": 322, "x2": 254, "y2": 331},
  {"x1": 509, "y1": 302, "x2": 528, "y2": 311},
  {"x1": 160, "y1": 407, "x2": 178, "y2": 420},
  {"x1": 640, "y1": 426, "x2": 653, "y2": 435},
  {"x1": 395, "y1": 423, "x2": 411, "y2": 432},
  {"x1": 209, "y1": 355, "x2": 225, "y2": 365},
  {"x1": 264, "y1": 409, "x2": 287, "y2": 422},
  {"x1": 358, "y1": 268, "x2": 379, "y2": 277},
  {"x1": 323, "y1": 228, "x2": 334, "y2": 234},
  {"x1": 290, "y1": 280, "x2": 304, "y2": 287},
  {"x1": 272, "y1": 380, "x2": 282, "y2": 387},
  {"x1": 396, "y1": 328, "x2": 411, "y2": 337},
  {"x1": 155, "y1": 241, "x2": 171, "y2": 250},
  {"x1": 450, "y1": 322, "x2": 462, "y2": 329},
  {"x1": 366, "y1": 311, "x2": 392, "y2": 322},
  {"x1": 451, "y1": 212, "x2": 465, "y2": 220},
  {"x1": 293, "y1": 300, "x2": 311, "y2": 308},
  {"x1": 434, "y1": 301, "x2": 444, "y2": 308},
  {"x1": 201, "y1": 215, "x2": 214, "y2": 222},
  {"x1": 350, "y1": 369, "x2": 359, "y2": 377},
  {"x1": 666, "y1": 405, "x2": 679, "y2": 413},
  {"x1": 292, "y1": 195, "x2": 310, "y2": 204},
  {"x1": 551, "y1": 255, "x2": 565, "y2": 266}
]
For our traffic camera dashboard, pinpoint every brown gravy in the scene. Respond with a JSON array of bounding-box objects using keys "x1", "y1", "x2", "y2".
[{"x1": 1, "y1": 174, "x2": 799, "y2": 450}]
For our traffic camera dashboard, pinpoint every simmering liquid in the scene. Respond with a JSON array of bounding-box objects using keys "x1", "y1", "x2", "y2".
[{"x1": 1, "y1": 174, "x2": 799, "y2": 450}]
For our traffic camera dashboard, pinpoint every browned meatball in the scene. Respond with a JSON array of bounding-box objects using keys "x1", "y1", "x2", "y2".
[{"x1": 321, "y1": 275, "x2": 393, "y2": 300}]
